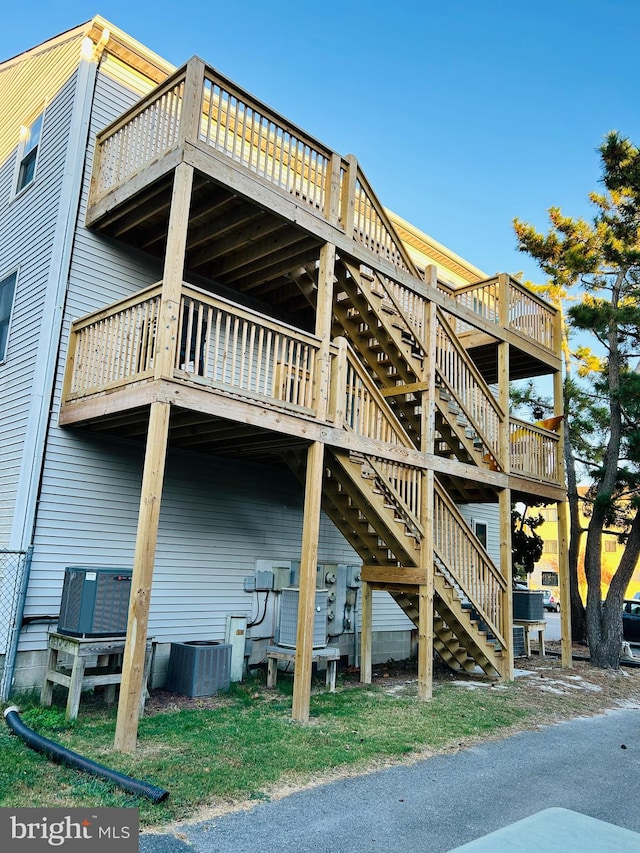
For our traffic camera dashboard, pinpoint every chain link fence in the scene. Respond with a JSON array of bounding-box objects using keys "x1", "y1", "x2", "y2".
[{"x1": 0, "y1": 549, "x2": 32, "y2": 699}]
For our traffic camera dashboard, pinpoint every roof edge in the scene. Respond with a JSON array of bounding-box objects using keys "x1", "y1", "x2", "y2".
[
  {"x1": 0, "y1": 15, "x2": 175, "y2": 83},
  {"x1": 386, "y1": 208, "x2": 488, "y2": 284}
]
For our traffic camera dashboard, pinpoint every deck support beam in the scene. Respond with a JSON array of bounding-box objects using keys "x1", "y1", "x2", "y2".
[
  {"x1": 114, "y1": 400, "x2": 170, "y2": 752},
  {"x1": 417, "y1": 284, "x2": 438, "y2": 699},
  {"x1": 359, "y1": 580, "x2": 372, "y2": 684},
  {"x1": 555, "y1": 367, "x2": 573, "y2": 668},
  {"x1": 498, "y1": 336, "x2": 514, "y2": 679},
  {"x1": 292, "y1": 440, "x2": 325, "y2": 722}
]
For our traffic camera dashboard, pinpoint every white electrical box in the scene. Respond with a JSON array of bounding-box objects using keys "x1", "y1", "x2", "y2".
[{"x1": 225, "y1": 614, "x2": 248, "y2": 682}]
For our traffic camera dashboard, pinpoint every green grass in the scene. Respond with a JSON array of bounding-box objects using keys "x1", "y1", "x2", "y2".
[{"x1": 0, "y1": 674, "x2": 535, "y2": 827}]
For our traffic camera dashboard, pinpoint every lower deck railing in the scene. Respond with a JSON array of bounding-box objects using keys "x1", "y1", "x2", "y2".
[{"x1": 63, "y1": 286, "x2": 561, "y2": 487}]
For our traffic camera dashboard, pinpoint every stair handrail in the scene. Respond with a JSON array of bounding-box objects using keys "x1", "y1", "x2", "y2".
[
  {"x1": 351, "y1": 166, "x2": 420, "y2": 275},
  {"x1": 435, "y1": 308, "x2": 504, "y2": 463},
  {"x1": 343, "y1": 344, "x2": 416, "y2": 448},
  {"x1": 434, "y1": 478, "x2": 507, "y2": 646},
  {"x1": 366, "y1": 456, "x2": 423, "y2": 542}
]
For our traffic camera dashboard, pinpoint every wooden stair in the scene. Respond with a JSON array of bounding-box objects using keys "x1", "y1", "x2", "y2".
[
  {"x1": 282, "y1": 255, "x2": 507, "y2": 677},
  {"x1": 282, "y1": 447, "x2": 505, "y2": 678}
]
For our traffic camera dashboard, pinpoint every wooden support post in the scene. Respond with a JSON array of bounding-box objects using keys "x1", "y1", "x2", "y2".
[
  {"x1": 418, "y1": 468, "x2": 435, "y2": 700},
  {"x1": 499, "y1": 486, "x2": 515, "y2": 680},
  {"x1": 360, "y1": 580, "x2": 372, "y2": 684},
  {"x1": 417, "y1": 584, "x2": 431, "y2": 698},
  {"x1": 114, "y1": 401, "x2": 170, "y2": 752},
  {"x1": 154, "y1": 162, "x2": 194, "y2": 380},
  {"x1": 292, "y1": 441, "x2": 325, "y2": 723},
  {"x1": 498, "y1": 340, "x2": 510, "y2": 473},
  {"x1": 417, "y1": 295, "x2": 437, "y2": 700},
  {"x1": 553, "y1": 367, "x2": 573, "y2": 668},
  {"x1": 497, "y1": 338, "x2": 513, "y2": 678},
  {"x1": 315, "y1": 243, "x2": 336, "y2": 421},
  {"x1": 557, "y1": 501, "x2": 573, "y2": 668}
]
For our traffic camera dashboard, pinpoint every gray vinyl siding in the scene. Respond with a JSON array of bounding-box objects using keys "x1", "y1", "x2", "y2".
[
  {"x1": 22, "y1": 435, "x2": 361, "y2": 651},
  {"x1": 0, "y1": 66, "x2": 81, "y2": 543},
  {"x1": 456, "y1": 502, "x2": 501, "y2": 567}
]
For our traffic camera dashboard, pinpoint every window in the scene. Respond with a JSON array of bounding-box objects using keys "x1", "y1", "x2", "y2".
[
  {"x1": 540, "y1": 507, "x2": 557, "y2": 522},
  {"x1": 543, "y1": 540, "x2": 558, "y2": 554},
  {"x1": 0, "y1": 272, "x2": 17, "y2": 361},
  {"x1": 542, "y1": 571, "x2": 559, "y2": 587},
  {"x1": 473, "y1": 521, "x2": 488, "y2": 549},
  {"x1": 604, "y1": 539, "x2": 617, "y2": 553},
  {"x1": 16, "y1": 112, "x2": 43, "y2": 193}
]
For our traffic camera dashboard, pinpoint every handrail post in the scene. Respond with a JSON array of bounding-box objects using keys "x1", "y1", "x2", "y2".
[
  {"x1": 329, "y1": 336, "x2": 348, "y2": 428},
  {"x1": 61, "y1": 324, "x2": 79, "y2": 404},
  {"x1": 314, "y1": 243, "x2": 336, "y2": 421},
  {"x1": 88, "y1": 131, "x2": 104, "y2": 209},
  {"x1": 179, "y1": 57, "x2": 206, "y2": 145},
  {"x1": 498, "y1": 273, "x2": 510, "y2": 329},
  {"x1": 341, "y1": 154, "x2": 357, "y2": 238},
  {"x1": 324, "y1": 153, "x2": 342, "y2": 227}
]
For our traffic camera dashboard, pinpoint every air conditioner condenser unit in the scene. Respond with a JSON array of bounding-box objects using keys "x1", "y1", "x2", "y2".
[
  {"x1": 57, "y1": 567, "x2": 132, "y2": 638},
  {"x1": 278, "y1": 588, "x2": 328, "y2": 649}
]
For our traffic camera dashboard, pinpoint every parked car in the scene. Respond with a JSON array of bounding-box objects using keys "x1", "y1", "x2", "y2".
[
  {"x1": 542, "y1": 589, "x2": 560, "y2": 612},
  {"x1": 623, "y1": 600, "x2": 640, "y2": 642}
]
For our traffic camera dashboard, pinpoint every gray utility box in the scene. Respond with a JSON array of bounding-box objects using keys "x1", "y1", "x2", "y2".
[
  {"x1": 513, "y1": 590, "x2": 544, "y2": 621},
  {"x1": 278, "y1": 588, "x2": 328, "y2": 649},
  {"x1": 58, "y1": 567, "x2": 132, "y2": 638},
  {"x1": 166, "y1": 640, "x2": 231, "y2": 697}
]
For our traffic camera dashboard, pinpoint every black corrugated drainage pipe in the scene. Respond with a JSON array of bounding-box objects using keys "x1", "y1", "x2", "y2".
[{"x1": 3, "y1": 706, "x2": 169, "y2": 803}]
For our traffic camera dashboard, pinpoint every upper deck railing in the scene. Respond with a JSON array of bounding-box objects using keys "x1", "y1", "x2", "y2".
[
  {"x1": 91, "y1": 58, "x2": 416, "y2": 276},
  {"x1": 90, "y1": 59, "x2": 559, "y2": 358},
  {"x1": 451, "y1": 274, "x2": 558, "y2": 354}
]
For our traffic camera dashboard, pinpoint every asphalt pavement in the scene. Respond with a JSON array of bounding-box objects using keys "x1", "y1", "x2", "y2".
[{"x1": 139, "y1": 705, "x2": 640, "y2": 853}]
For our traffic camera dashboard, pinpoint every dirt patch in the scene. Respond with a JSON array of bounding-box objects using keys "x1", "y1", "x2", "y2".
[{"x1": 145, "y1": 643, "x2": 640, "y2": 718}]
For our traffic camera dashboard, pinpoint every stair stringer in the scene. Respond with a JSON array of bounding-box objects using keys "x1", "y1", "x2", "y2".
[{"x1": 389, "y1": 572, "x2": 502, "y2": 679}]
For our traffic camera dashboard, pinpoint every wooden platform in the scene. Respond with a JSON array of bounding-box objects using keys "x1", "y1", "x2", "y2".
[
  {"x1": 40, "y1": 632, "x2": 153, "y2": 720},
  {"x1": 265, "y1": 645, "x2": 341, "y2": 692}
]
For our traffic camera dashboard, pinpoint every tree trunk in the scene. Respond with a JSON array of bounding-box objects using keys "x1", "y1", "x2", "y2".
[
  {"x1": 585, "y1": 271, "x2": 625, "y2": 668},
  {"x1": 588, "y1": 599, "x2": 623, "y2": 668},
  {"x1": 557, "y1": 325, "x2": 587, "y2": 644},
  {"x1": 563, "y1": 407, "x2": 587, "y2": 643}
]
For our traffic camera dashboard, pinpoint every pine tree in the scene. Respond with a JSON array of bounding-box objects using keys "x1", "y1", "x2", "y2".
[{"x1": 514, "y1": 132, "x2": 640, "y2": 668}]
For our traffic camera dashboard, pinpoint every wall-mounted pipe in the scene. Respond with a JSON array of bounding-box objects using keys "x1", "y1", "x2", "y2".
[{"x1": 3, "y1": 706, "x2": 169, "y2": 803}]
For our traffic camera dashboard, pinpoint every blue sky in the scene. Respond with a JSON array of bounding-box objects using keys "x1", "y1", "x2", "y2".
[{"x1": 2, "y1": 1, "x2": 640, "y2": 285}]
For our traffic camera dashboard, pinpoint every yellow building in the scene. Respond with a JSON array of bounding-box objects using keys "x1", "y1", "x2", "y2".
[{"x1": 530, "y1": 489, "x2": 640, "y2": 599}]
